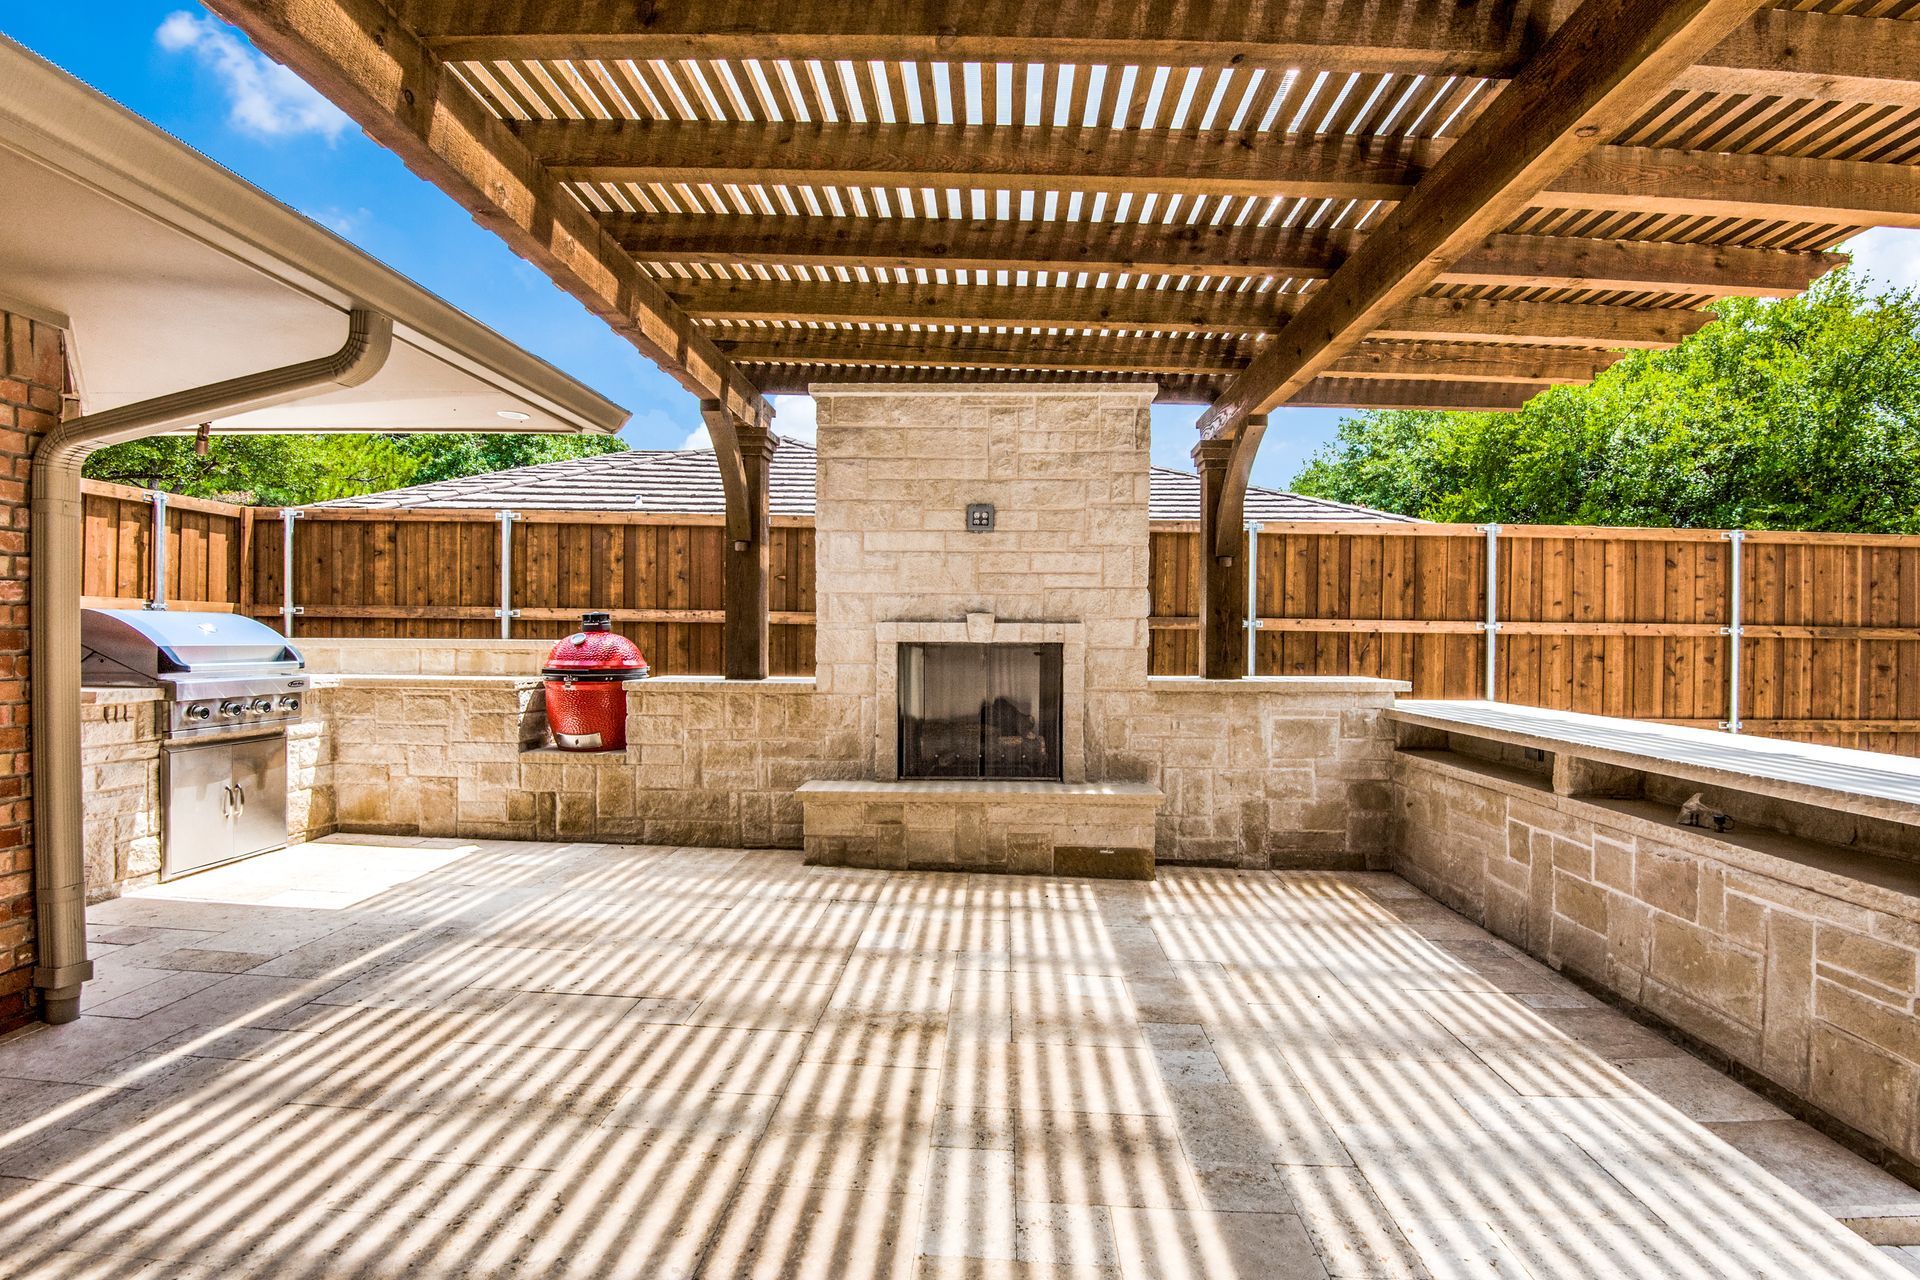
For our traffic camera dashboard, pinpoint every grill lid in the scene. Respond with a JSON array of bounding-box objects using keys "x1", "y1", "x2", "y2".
[
  {"x1": 542, "y1": 612, "x2": 649, "y2": 680},
  {"x1": 81, "y1": 608, "x2": 303, "y2": 683}
]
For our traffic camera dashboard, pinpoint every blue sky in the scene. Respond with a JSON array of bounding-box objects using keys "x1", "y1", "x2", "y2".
[{"x1": 9, "y1": 7, "x2": 1920, "y2": 490}]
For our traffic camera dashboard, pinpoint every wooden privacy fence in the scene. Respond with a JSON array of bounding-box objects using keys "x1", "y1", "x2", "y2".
[
  {"x1": 1152, "y1": 521, "x2": 1920, "y2": 756},
  {"x1": 79, "y1": 480, "x2": 816, "y2": 677},
  {"x1": 80, "y1": 481, "x2": 1920, "y2": 754}
]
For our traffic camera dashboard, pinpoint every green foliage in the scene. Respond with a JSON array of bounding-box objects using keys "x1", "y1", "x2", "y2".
[
  {"x1": 1291, "y1": 270, "x2": 1920, "y2": 532},
  {"x1": 384, "y1": 432, "x2": 627, "y2": 485},
  {"x1": 85, "y1": 430, "x2": 626, "y2": 506}
]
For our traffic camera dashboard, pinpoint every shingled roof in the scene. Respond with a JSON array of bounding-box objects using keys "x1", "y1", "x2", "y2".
[{"x1": 314, "y1": 438, "x2": 1412, "y2": 522}]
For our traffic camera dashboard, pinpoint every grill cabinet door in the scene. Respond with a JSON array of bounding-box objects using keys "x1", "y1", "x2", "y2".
[
  {"x1": 162, "y1": 740, "x2": 237, "y2": 877},
  {"x1": 228, "y1": 735, "x2": 289, "y2": 861}
]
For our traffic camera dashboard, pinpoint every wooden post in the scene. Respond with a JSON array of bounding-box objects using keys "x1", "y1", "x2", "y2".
[
  {"x1": 1194, "y1": 438, "x2": 1246, "y2": 680},
  {"x1": 703, "y1": 400, "x2": 775, "y2": 680},
  {"x1": 236, "y1": 505, "x2": 256, "y2": 619}
]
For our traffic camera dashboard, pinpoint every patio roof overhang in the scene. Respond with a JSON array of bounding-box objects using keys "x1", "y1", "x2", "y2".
[
  {"x1": 203, "y1": 0, "x2": 1920, "y2": 682},
  {"x1": 0, "y1": 35, "x2": 629, "y2": 439},
  {"x1": 0, "y1": 35, "x2": 636, "y2": 1026}
]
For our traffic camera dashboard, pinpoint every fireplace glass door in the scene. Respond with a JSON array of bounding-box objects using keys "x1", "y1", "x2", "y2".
[{"x1": 898, "y1": 643, "x2": 1063, "y2": 780}]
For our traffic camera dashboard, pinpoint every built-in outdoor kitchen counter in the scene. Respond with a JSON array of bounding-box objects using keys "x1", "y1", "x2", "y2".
[{"x1": 1389, "y1": 699, "x2": 1920, "y2": 1175}]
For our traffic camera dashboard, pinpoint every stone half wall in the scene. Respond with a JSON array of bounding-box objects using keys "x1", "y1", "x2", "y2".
[
  {"x1": 1111, "y1": 679, "x2": 1401, "y2": 870},
  {"x1": 300, "y1": 669, "x2": 1398, "y2": 870},
  {"x1": 1394, "y1": 747, "x2": 1920, "y2": 1173},
  {"x1": 319, "y1": 676, "x2": 860, "y2": 847}
]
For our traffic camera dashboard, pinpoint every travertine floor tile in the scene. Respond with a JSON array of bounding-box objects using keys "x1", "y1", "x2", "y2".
[{"x1": 0, "y1": 839, "x2": 1898, "y2": 1280}]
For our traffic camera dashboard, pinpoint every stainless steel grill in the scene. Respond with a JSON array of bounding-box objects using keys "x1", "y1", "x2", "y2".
[
  {"x1": 81, "y1": 609, "x2": 306, "y2": 879},
  {"x1": 80, "y1": 609, "x2": 308, "y2": 739}
]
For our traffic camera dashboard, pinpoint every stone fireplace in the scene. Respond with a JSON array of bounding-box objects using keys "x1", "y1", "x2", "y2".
[{"x1": 797, "y1": 382, "x2": 1162, "y2": 875}]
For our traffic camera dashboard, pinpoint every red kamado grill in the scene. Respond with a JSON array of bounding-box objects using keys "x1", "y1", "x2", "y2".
[{"x1": 542, "y1": 612, "x2": 649, "y2": 751}]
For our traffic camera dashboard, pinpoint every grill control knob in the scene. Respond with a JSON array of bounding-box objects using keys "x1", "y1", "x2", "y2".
[
  {"x1": 219, "y1": 700, "x2": 245, "y2": 717},
  {"x1": 278, "y1": 695, "x2": 302, "y2": 712},
  {"x1": 248, "y1": 698, "x2": 274, "y2": 714},
  {"x1": 183, "y1": 704, "x2": 212, "y2": 721}
]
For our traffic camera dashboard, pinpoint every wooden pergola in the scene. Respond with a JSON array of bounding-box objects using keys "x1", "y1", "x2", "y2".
[{"x1": 212, "y1": 0, "x2": 1920, "y2": 678}]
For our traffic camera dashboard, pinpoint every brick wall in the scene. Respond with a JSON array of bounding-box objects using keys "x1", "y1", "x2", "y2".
[{"x1": 1, "y1": 312, "x2": 66, "y2": 1031}]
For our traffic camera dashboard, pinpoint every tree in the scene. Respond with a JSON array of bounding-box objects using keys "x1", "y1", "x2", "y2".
[
  {"x1": 1291, "y1": 270, "x2": 1920, "y2": 532},
  {"x1": 84, "y1": 430, "x2": 626, "y2": 506},
  {"x1": 386, "y1": 432, "x2": 626, "y2": 485}
]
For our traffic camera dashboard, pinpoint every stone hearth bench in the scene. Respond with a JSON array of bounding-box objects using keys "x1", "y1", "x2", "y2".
[{"x1": 796, "y1": 779, "x2": 1162, "y2": 879}]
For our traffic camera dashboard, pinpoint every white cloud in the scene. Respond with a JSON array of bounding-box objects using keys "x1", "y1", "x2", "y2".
[
  {"x1": 679, "y1": 395, "x2": 817, "y2": 450},
  {"x1": 303, "y1": 205, "x2": 371, "y2": 237},
  {"x1": 156, "y1": 12, "x2": 350, "y2": 142},
  {"x1": 1843, "y1": 228, "x2": 1920, "y2": 293},
  {"x1": 771, "y1": 395, "x2": 818, "y2": 445}
]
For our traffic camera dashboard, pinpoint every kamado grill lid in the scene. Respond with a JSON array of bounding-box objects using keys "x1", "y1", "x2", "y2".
[{"x1": 542, "y1": 611, "x2": 650, "y2": 680}]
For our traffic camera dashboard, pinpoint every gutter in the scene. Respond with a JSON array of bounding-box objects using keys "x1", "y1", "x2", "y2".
[{"x1": 29, "y1": 308, "x2": 392, "y2": 1023}]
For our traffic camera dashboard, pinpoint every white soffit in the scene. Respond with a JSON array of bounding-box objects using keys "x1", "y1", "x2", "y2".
[{"x1": 0, "y1": 36, "x2": 628, "y2": 437}]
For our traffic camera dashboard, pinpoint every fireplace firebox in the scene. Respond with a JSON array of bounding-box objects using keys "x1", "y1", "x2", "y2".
[{"x1": 898, "y1": 642, "x2": 1063, "y2": 780}]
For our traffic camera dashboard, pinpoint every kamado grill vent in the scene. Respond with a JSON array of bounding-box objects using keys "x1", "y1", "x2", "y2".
[{"x1": 80, "y1": 608, "x2": 308, "y2": 740}]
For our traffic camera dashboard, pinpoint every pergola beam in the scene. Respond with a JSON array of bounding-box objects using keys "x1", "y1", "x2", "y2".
[
  {"x1": 205, "y1": 0, "x2": 768, "y2": 426},
  {"x1": 616, "y1": 220, "x2": 1840, "y2": 297},
  {"x1": 717, "y1": 331, "x2": 1258, "y2": 376},
  {"x1": 415, "y1": 4, "x2": 1920, "y2": 109},
  {"x1": 529, "y1": 121, "x2": 1436, "y2": 201},
  {"x1": 409, "y1": 0, "x2": 1538, "y2": 73},
  {"x1": 678, "y1": 283, "x2": 1711, "y2": 347},
  {"x1": 531, "y1": 121, "x2": 1920, "y2": 226},
  {"x1": 715, "y1": 331, "x2": 1619, "y2": 385},
  {"x1": 744, "y1": 366, "x2": 1228, "y2": 402},
  {"x1": 1197, "y1": 0, "x2": 1772, "y2": 448}
]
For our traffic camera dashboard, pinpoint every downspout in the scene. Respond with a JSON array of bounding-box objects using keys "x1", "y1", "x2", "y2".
[{"x1": 30, "y1": 308, "x2": 391, "y2": 1023}]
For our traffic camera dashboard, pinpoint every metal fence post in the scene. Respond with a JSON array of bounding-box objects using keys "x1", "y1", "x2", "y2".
[
  {"x1": 1483, "y1": 523, "x2": 1501, "y2": 701},
  {"x1": 279, "y1": 508, "x2": 302, "y2": 636},
  {"x1": 146, "y1": 491, "x2": 168, "y2": 610},
  {"x1": 496, "y1": 510, "x2": 519, "y2": 639},
  {"x1": 1723, "y1": 528, "x2": 1745, "y2": 733},
  {"x1": 1244, "y1": 520, "x2": 1261, "y2": 676}
]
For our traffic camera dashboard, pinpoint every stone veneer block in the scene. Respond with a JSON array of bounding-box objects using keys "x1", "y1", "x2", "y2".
[{"x1": 795, "y1": 779, "x2": 1161, "y2": 878}]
